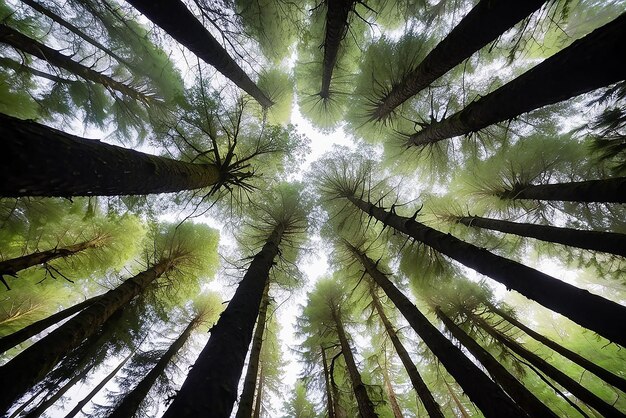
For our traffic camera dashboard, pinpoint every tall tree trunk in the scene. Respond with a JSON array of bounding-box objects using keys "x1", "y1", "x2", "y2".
[
  {"x1": 349, "y1": 244, "x2": 527, "y2": 418},
  {"x1": 469, "y1": 311, "x2": 626, "y2": 418},
  {"x1": 124, "y1": 0, "x2": 273, "y2": 108},
  {"x1": 443, "y1": 380, "x2": 472, "y2": 418},
  {"x1": 347, "y1": 196, "x2": 626, "y2": 346},
  {"x1": 0, "y1": 258, "x2": 175, "y2": 412},
  {"x1": 369, "y1": 286, "x2": 444, "y2": 418},
  {"x1": 407, "y1": 14, "x2": 626, "y2": 146},
  {"x1": 486, "y1": 302, "x2": 626, "y2": 393},
  {"x1": 380, "y1": 358, "x2": 404, "y2": 418},
  {"x1": 321, "y1": 346, "x2": 336, "y2": 418},
  {"x1": 0, "y1": 24, "x2": 152, "y2": 103},
  {"x1": 235, "y1": 282, "x2": 270, "y2": 418},
  {"x1": 0, "y1": 113, "x2": 221, "y2": 197},
  {"x1": 330, "y1": 306, "x2": 378, "y2": 418},
  {"x1": 0, "y1": 294, "x2": 103, "y2": 355},
  {"x1": 371, "y1": 0, "x2": 547, "y2": 121},
  {"x1": 498, "y1": 177, "x2": 626, "y2": 204},
  {"x1": 162, "y1": 225, "x2": 284, "y2": 418},
  {"x1": 435, "y1": 307, "x2": 557, "y2": 417},
  {"x1": 320, "y1": 0, "x2": 355, "y2": 99},
  {"x1": 7, "y1": 385, "x2": 46, "y2": 418},
  {"x1": 457, "y1": 215, "x2": 626, "y2": 256},
  {"x1": 252, "y1": 364, "x2": 263, "y2": 418},
  {"x1": 0, "y1": 56, "x2": 79, "y2": 84}
]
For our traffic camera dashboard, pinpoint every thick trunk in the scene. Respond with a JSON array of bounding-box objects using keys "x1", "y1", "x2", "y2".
[
  {"x1": 348, "y1": 196, "x2": 626, "y2": 346},
  {"x1": 235, "y1": 282, "x2": 270, "y2": 418},
  {"x1": 350, "y1": 244, "x2": 526, "y2": 418},
  {"x1": 458, "y1": 215, "x2": 626, "y2": 256},
  {"x1": 372, "y1": 0, "x2": 547, "y2": 121},
  {"x1": 499, "y1": 178, "x2": 626, "y2": 204},
  {"x1": 124, "y1": 0, "x2": 272, "y2": 107},
  {"x1": 470, "y1": 312, "x2": 626, "y2": 418},
  {"x1": 162, "y1": 225, "x2": 284, "y2": 418},
  {"x1": 407, "y1": 14, "x2": 626, "y2": 145},
  {"x1": 0, "y1": 113, "x2": 221, "y2": 197},
  {"x1": 435, "y1": 307, "x2": 556, "y2": 417},
  {"x1": 0, "y1": 259, "x2": 173, "y2": 412},
  {"x1": 330, "y1": 307, "x2": 378, "y2": 418},
  {"x1": 321, "y1": 346, "x2": 336, "y2": 418},
  {"x1": 487, "y1": 302, "x2": 626, "y2": 393},
  {"x1": 252, "y1": 365, "x2": 263, "y2": 418},
  {"x1": 380, "y1": 361, "x2": 403, "y2": 418},
  {"x1": 320, "y1": 0, "x2": 355, "y2": 99},
  {"x1": 369, "y1": 287, "x2": 444, "y2": 418}
]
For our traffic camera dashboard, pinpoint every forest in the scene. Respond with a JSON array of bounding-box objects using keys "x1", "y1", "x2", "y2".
[{"x1": 0, "y1": 0, "x2": 625, "y2": 417}]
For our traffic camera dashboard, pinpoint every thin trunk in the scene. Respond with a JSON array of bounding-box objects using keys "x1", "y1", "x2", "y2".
[
  {"x1": 0, "y1": 56, "x2": 79, "y2": 84},
  {"x1": 330, "y1": 306, "x2": 378, "y2": 418},
  {"x1": 124, "y1": 0, "x2": 273, "y2": 108},
  {"x1": 162, "y1": 225, "x2": 284, "y2": 418},
  {"x1": 252, "y1": 365, "x2": 263, "y2": 418},
  {"x1": 0, "y1": 113, "x2": 221, "y2": 197},
  {"x1": 321, "y1": 346, "x2": 336, "y2": 418},
  {"x1": 320, "y1": 0, "x2": 355, "y2": 99},
  {"x1": 0, "y1": 24, "x2": 152, "y2": 103},
  {"x1": 348, "y1": 196, "x2": 626, "y2": 346},
  {"x1": 498, "y1": 177, "x2": 626, "y2": 204},
  {"x1": 380, "y1": 360, "x2": 403, "y2": 418},
  {"x1": 369, "y1": 287, "x2": 444, "y2": 418},
  {"x1": 435, "y1": 307, "x2": 557, "y2": 417},
  {"x1": 443, "y1": 380, "x2": 472, "y2": 418},
  {"x1": 372, "y1": 0, "x2": 546, "y2": 121},
  {"x1": 469, "y1": 311, "x2": 626, "y2": 418},
  {"x1": 407, "y1": 14, "x2": 626, "y2": 146},
  {"x1": 0, "y1": 294, "x2": 104, "y2": 355},
  {"x1": 235, "y1": 281, "x2": 270, "y2": 418},
  {"x1": 8, "y1": 385, "x2": 46, "y2": 418},
  {"x1": 349, "y1": 244, "x2": 526, "y2": 418},
  {"x1": 0, "y1": 258, "x2": 174, "y2": 412},
  {"x1": 486, "y1": 302, "x2": 626, "y2": 394}
]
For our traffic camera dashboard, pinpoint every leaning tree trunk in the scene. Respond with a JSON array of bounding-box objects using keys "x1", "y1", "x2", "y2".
[
  {"x1": 320, "y1": 0, "x2": 355, "y2": 99},
  {"x1": 0, "y1": 113, "x2": 221, "y2": 197},
  {"x1": 330, "y1": 306, "x2": 379, "y2": 418},
  {"x1": 371, "y1": 0, "x2": 547, "y2": 121},
  {"x1": 235, "y1": 282, "x2": 270, "y2": 418},
  {"x1": 380, "y1": 358, "x2": 404, "y2": 418},
  {"x1": 321, "y1": 346, "x2": 336, "y2": 418},
  {"x1": 0, "y1": 258, "x2": 175, "y2": 412},
  {"x1": 349, "y1": 244, "x2": 527, "y2": 418},
  {"x1": 124, "y1": 0, "x2": 272, "y2": 108},
  {"x1": 252, "y1": 365, "x2": 263, "y2": 418},
  {"x1": 0, "y1": 56, "x2": 79, "y2": 84},
  {"x1": 369, "y1": 287, "x2": 444, "y2": 418},
  {"x1": 498, "y1": 177, "x2": 626, "y2": 204},
  {"x1": 347, "y1": 196, "x2": 626, "y2": 346},
  {"x1": 468, "y1": 311, "x2": 626, "y2": 418},
  {"x1": 435, "y1": 307, "x2": 557, "y2": 417},
  {"x1": 162, "y1": 224, "x2": 284, "y2": 418},
  {"x1": 406, "y1": 13, "x2": 626, "y2": 146},
  {"x1": 444, "y1": 380, "x2": 472, "y2": 418},
  {"x1": 486, "y1": 302, "x2": 626, "y2": 393}
]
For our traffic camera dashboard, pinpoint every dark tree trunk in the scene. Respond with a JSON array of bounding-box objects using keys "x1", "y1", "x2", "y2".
[
  {"x1": 369, "y1": 287, "x2": 444, "y2": 418},
  {"x1": 0, "y1": 56, "x2": 78, "y2": 84},
  {"x1": 435, "y1": 307, "x2": 557, "y2": 417},
  {"x1": 124, "y1": 0, "x2": 272, "y2": 107},
  {"x1": 0, "y1": 258, "x2": 174, "y2": 412},
  {"x1": 320, "y1": 0, "x2": 355, "y2": 99},
  {"x1": 469, "y1": 311, "x2": 626, "y2": 418},
  {"x1": 0, "y1": 113, "x2": 220, "y2": 197},
  {"x1": 252, "y1": 365, "x2": 263, "y2": 418},
  {"x1": 407, "y1": 14, "x2": 626, "y2": 146},
  {"x1": 348, "y1": 196, "x2": 626, "y2": 346},
  {"x1": 498, "y1": 177, "x2": 626, "y2": 204},
  {"x1": 349, "y1": 244, "x2": 527, "y2": 418},
  {"x1": 372, "y1": 0, "x2": 547, "y2": 121},
  {"x1": 162, "y1": 225, "x2": 284, "y2": 418},
  {"x1": 235, "y1": 282, "x2": 270, "y2": 418},
  {"x1": 321, "y1": 346, "x2": 336, "y2": 418}
]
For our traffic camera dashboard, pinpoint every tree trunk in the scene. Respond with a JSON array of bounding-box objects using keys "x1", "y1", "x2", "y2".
[
  {"x1": 369, "y1": 287, "x2": 444, "y2": 418},
  {"x1": 380, "y1": 359, "x2": 404, "y2": 418},
  {"x1": 486, "y1": 302, "x2": 626, "y2": 393},
  {"x1": 407, "y1": 13, "x2": 626, "y2": 146},
  {"x1": 435, "y1": 307, "x2": 556, "y2": 417},
  {"x1": 443, "y1": 380, "x2": 472, "y2": 418},
  {"x1": 235, "y1": 282, "x2": 270, "y2": 418},
  {"x1": 330, "y1": 306, "x2": 378, "y2": 418},
  {"x1": 0, "y1": 113, "x2": 221, "y2": 197},
  {"x1": 349, "y1": 244, "x2": 526, "y2": 418},
  {"x1": 372, "y1": 0, "x2": 547, "y2": 121},
  {"x1": 0, "y1": 56, "x2": 79, "y2": 84},
  {"x1": 498, "y1": 177, "x2": 626, "y2": 204},
  {"x1": 469, "y1": 311, "x2": 626, "y2": 418},
  {"x1": 124, "y1": 0, "x2": 273, "y2": 108},
  {"x1": 162, "y1": 225, "x2": 284, "y2": 418},
  {"x1": 320, "y1": 0, "x2": 355, "y2": 99},
  {"x1": 7, "y1": 385, "x2": 46, "y2": 418},
  {"x1": 458, "y1": 215, "x2": 626, "y2": 256},
  {"x1": 0, "y1": 258, "x2": 174, "y2": 412},
  {"x1": 347, "y1": 196, "x2": 626, "y2": 346},
  {"x1": 0, "y1": 294, "x2": 103, "y2": 355},
  {"x1": 321, "y1": 346, "x2": 336, "y2": 418},
  {"x1": 252, "y1": 365, "x2": 263, "y2": 418}
]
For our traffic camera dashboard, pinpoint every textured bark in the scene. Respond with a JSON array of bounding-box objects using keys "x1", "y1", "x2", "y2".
[
  {"x1": 0, "y1": 259, "x2": 174, "y2": 412},
  {"x1": 162, "y1": 225, "x2": 284, "y2": 418},
  {"x1": 124, "y1": 0, "x2": 272, "y2": 107},
  {"x1": 350, "y1": 244, "x2": 526, "y2": 418},
  {"x1": 348, "y1": 196, "x2": 626, "y2": 346},
  {"x1": 252, "y1": 365, "x2": 263, "y2": 418},
  {"x1": 320, "y1": 0, "x2": 355, "y2": 99},
  {"x1": 499, "y1": 177, "x2": 626, "y2": 204},
  {"x1": 372, "y1": 0, "x2": 547, "y2": 121},
  {"x1": 321, "y1": 346, "x2": 336, "y2": 418},
  {"x1": 380, "y1": 361, "x2": 404, "y2": 418},
  {"x1": 407, "y1": 14, "x2": 626, "y2": 145},
  {"x1": 0, "y1": 113, "x2": 221, "y2": 197},
  {"x1": 436, "y1": 307, "x2": 556, "y2": 417}
]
